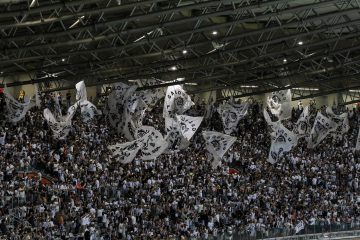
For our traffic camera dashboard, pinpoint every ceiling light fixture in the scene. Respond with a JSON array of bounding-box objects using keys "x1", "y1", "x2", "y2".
[
  {"x1": 283, "y1": 58, "x2": 287, "y2": 63},
  {"x1": 212, "y1": 30, "x2": 218, "y2": 35},
  {"x1": 170, "y1": 66, "x2": 177, "y2": 71},
  {"x1": 298, "y1": 41, "x2": 303, "y2": 45},
  {"x1": 182, "y1": 49, "x2": 188, "y2": 54}
]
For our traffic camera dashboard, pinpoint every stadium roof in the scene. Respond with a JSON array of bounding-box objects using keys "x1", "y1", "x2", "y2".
[{"x1": 1, "y1": 0, "x2": 360, "y2": 103}]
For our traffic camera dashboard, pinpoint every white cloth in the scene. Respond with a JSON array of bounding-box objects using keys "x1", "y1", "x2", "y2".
[
  {"x1": 163, "y1": 85, "x2": 194, "y2": 118},
  {"x1": 202, "y1": 131, "x2": 237, "y2": 168},
  {"x1": 3, "y1": 91, "x2": 33, "y2": 123},
  {"x1": 267, "y1": 89, "x2": 292, "y2": 120},
  {"x1": 293, "y1": 106, "x2": 310, "y2": 136},
  {"x1": 326, "y1": 107, "x2": 349, "y2": 139},
  {"x1": 268, "y1": 123, "x2": 298, "y2": 164},
  {"x1": 308, "y1": 112, "x2": 337, "y2": 148},
  {"x1": 217, "y1": 102, "x2": 249, "y2": 134}
]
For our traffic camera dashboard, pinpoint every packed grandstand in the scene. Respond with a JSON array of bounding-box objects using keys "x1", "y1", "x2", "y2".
[{"x1": 0, "y1": 82, "x2": 359, "y2": 240}]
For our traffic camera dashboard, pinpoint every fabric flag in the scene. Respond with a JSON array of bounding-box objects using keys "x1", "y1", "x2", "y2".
[
  {"x1": 217, "y1": 102, "x2": 249, "y2": 134},
  {"x1": 163, "y1": 85, "x2": 194, "y2": 118},
  {"x1": 165, "y1": 117, "x2": 185, "y2": 150},
  {"x1": 108, "y1": 140, "x2": 143, "y2": 164},
  {"x1": 75, "y1": 81, "x2": 87, "y2": 101},
  {"x1": 75, "y1": 81, "x2": 100, "y2": 122},
  {"x1": 175, "y1": 115, "x2": 203, "y2": 141},
  {"x1": 263, "y1": 108, "x2": 278, "y2": 129},
  {"x1": 202, "y1": 131, "x2": 237, "y2": 168},
  {"x1": 267, "y1": 89, "x2": 292, "y2": 120},
  {"x1": 307, "y1": 112, "x2": 337, "y2": 148},
  {"x1": 295, "y1": 221, "x2": 305, "y2": 234},
  {"x1": 326, "y1": 107, "x2": 349, "y2": 139},
  {"x1": 355, "y1": 126, "x2": 360, "y2": 151},
  {"x1": 0, "y1": 132, "x2": 6, "y2": 145},
  {"x1": 134, "y1": 126, "x2": 168, "y2": 160},
  {"x1": 34, "y1": 83, "x2": 41, "y2": 107},
  {"x1": 136, "y1": 79, "x2": 165, "y2": 110},
  {"x1": 293, "y1": 106, "x2": 310, "y2": 136},
  {"x1": 43, "y1": 108, "x2": 72, "y2": 140},
  {"x1": 268, "y1": 123, "x2": 298, "y2": 164},
  {"x1": 3, "y1": 91, "x2": 33, "y2": 123}
]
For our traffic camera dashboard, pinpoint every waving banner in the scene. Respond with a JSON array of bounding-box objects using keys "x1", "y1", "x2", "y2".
[
  {"x1": 136, "y1": 79, "x2": 165, "y2": 109},
  {"x1": 176, "y1": 115, "x2": 203, "y2": 141},
  {"x1": 326, "y1": 107, "x2": 349, "y2": 139},
  {"x1": 134, "y1": 126, "x2": 168, "y2": 160},
  {"x1": 43, "y1": 109, "x2": 72, "y2": 139},
  {"x1": 263, "y1": 108, "x2": 278, "y2": 129},
  {"x1": 75, "y1": 81, "x2": 100, "y2": 122},
  {"x1": 218, "y1": 102, "x2": 249, "y2": 134},
  {"x1": 267, "y1": 89, "x2": 292, "y2": 120},
  {"x1": 268, "y1": 123, "x2": 298, "y2": 164},
  {"x1": 4, "y1": 91, "x2": 33, "y2": 123},
  {"x1": 163, "y1": 85, "x2": 194, "y2": 118},
  {"x1": 108, "y1": 140, "x2": 143, "y2": 164},
  {"x1": 293, "y1": 106, "x2": 310, "y2": 136},
  {"x1": 0, "y1": 132, "x2": 6, "y2": 145},
  {"x1": 308, "y1": 112, "x2": 337, "y2": 148},
  {"x1": 34, "y1": 83, "x2": 41, "y2": 107},
  {"x1": 165, "y1": 117, "x2": 184, "y2": 150},
  {"x1": 202, "y1": 131, "x2": 237, "y2": 168}
]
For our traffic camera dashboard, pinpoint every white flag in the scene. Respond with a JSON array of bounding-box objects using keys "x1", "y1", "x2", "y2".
[
  {"x1": 202, "y1": 131, "x2": 236, "y2": 167},
  {"x1": 217, "y1": 102, "x2": 249, "y2": 134},
  {"x1": 326, "y1": 107, "x2": 349, "y2": 139},
  {"x1": 308, "y1": 112, "x2": 337, "y2": 148},
  {"x1": 34, "y1": 83, "x2": 41, "y2": 107},
  {"x1": 263, "y1": 108, "x2": 278, "y2": 129},
  {"x1": 165, "y1": 117, "x2": 185, "y2": 150},
  {"x1": 175, "y1": 115, "x2": 203, "y2": 141},
  {"x1": 0, "y1": 132, "x2": 6, "y2": 145},
  {"x1": 75, "y1": 81, "x2": 87, "y2": 101},
  {"x1": 134, "y1": 126, "x2": 168, "y2": 160},
  {"x1": 3, "y1": 91, "x2": 33, "y2": 123},
  {"x1": 75, "y1": 81, "x2": 100, "y2": 122},
  {"x1": 43, "y1": 108, "x2": 73, "y2": 140},
  {"x1": 163, "y1": 85, "x2": 194, "y2": 118},
  {"x1": 268, "y1": 123, "x2": 298, "y2": 164},
  {"x1": 267, "y1": 89, "x2": 292, "y2": 120},
  {"x1": 293, "y1": 106, "x2": 310, "y2": 136},
  {"x1": 108, "y1": 140, "x2": 143, "y2": 164},
  {"x1": 295, "y1": 221, "x2": 305, "y2": 234},
  {"x1": 355, "y1": 126, "x2": 360, "y2": 151},
  {"x1": 136, "y1": 79, "x2": 165, "y2": 110}
]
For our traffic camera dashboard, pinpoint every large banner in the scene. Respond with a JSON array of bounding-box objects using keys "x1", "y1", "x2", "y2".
[
  {"x1": 308, "y1": 112, "x2": 337, "y2": 148},
  {"x1": 326, "y1": 107, "x2": 349, "y2": 139},
  {"x1": 165, "y1": 117, "x2": 184, "y2": 150},
  {"x1": 202, "y1": 131, "x2": 237, "y2": 167},
  {"x1": 263, "y1": 108, "x2": 278, "y2": 129},
  {"x1": 267, "y1": 89, "x2": 292, "y2": 120},
  {"x1": 268, "y1": 123, "x2": 298, "y2": 164},
  {"x1": 293, "y1": 106, "x2": 310, "y2": 136},
  {"x1": 75, "y1": 81, "x2": 100, "y2": 122},
  {"x1": 175, "y1": 115, "x2": 203, "y2": 141},
  {"x1": 134, "y1": 126, "x2": 168, "y2": 160},
  {"x1": 4, "y1": 91, "x2": 33, "y2": 123},
  {"x1": 43, "y1": 109, "x2": 72, "y2": 139},
  {"x1": 108, "y1": 140, "x2": 143, "y2": 164},
  {"x1": 163, "y1": 85, "x2": 194, "y2": 118},
  {"x1": 0, "y1": 132, "x2": 6, "y2": 145},
  {"x1": 136, "y1": 79, "x2": 165, "y2": 110},
  {"x1": 217, "y1": 102, "x2": 249, "y2": 134}
]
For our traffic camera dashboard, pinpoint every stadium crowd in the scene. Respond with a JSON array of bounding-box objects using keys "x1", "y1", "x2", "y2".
[{"x1": 0, "y1": 93, "x2": 360, "y2": 240}]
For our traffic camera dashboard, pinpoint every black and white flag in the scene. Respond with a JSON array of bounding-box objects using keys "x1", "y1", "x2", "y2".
[
  {"x1": 75, "y1": 81, "x2": 101, "y2": 122},
  {"x1": 165, "y1": 117, "x2": 187, "y2": 150},
  {"x1": 34, "y1": 83, "x2": 41, "y2": 107},
  {"x1": 263, "y1": 108, "x2": 278, "y2": 130},
  {"x1": 108, "y1": 140, "x2": 143, "y2": 164},
  {"x1": 163, "y1": 85, "x2": 194, "y2": 118},
  {"x1": 202, "y1": 131, "x2": 237, "y2": 168},
  {"x1": 267, "y1": 89, "x2": 292, "y2": 120},
  {"x1": 295, "y1": 221, "x2": 305, "y2": 234},
  {"x1": 0, "y1": 132, "x2": 6, "y2": 145},
  {"x1": 293, "y1": 106, "x2": 310, "y2": 137},
  {"x1": 175, "y1": 115, "x2": 203, "y2": 141},
  {"x1": 134, "y1": 126, "x2": 168, "y2": 160},
  {"x1": 136, "y1": 79, "x2": 165, "y2": 110},
  {"x1": 326, "y1": 107, "x2": 349, "y2": 139},
  {"x1": 43, "y1": 108, "x2": 72, "y2": 140},
  {"x1": 268, "y1": 123, "x2": 298, "y2": 164},
  {"x1": 218, "y1": 102, "x2": 249, "y2": 134},
  {"x1": 3, "y1": 91, "x2": 33, "y2": 123},
  {"x1": 308, "y1": 112, "x2": 337, "y2": 148}
]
